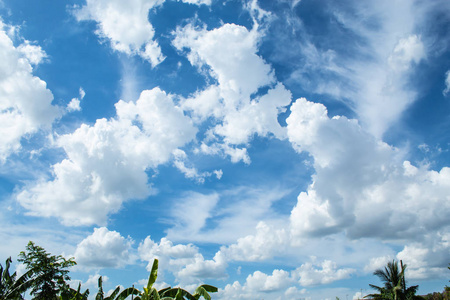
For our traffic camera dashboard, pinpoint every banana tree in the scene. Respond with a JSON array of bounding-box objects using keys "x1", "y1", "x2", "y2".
[
  {"x1": 0, "y1": 257, "x2": 34, "y2": 300},
  {"x1": 95, "y1": 276, "x2": 139, "y2": 300},
  {"x1": 130, "y1": 259, "x2": 218, "y2": 300},
  {"x1": 59, "y1": 282, "x2": 89, "y2": 300}
]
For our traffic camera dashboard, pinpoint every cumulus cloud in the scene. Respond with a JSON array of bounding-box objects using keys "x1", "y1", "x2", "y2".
[
  {"x1": 74, "y1": 0, "x2": 165, "y2": 67},
  {"x1": 138, "y1": 235, "x2": 226, "y2": 284},
  {"x1": 0, "y1": 21, "x2": 60, "y2": 161},
  {"x1": 294, "y1": 259, "x2": 355, "y2": 286},
  {"x1": 221, "y1": 222, "x2": 287, "y2": 261},
  {"x1": 388, "y1": 35, "x2": 425, "y2": 72},
  {"x1": 218, "y1": 269, "x2": 294, "y2": 300},
  {"x1": 176, "y1": 251, "x2": 228, "y2": 284},
  {"x1": 218, "y1": 263, "x2": 351, "y2": 300},
  {"x1": 286, "y1": 97, "x2": 450, "y2": 240},
  {"x1": 174, "y1": 22, "x2": 291, "y2": 161},
  {"x1": 17, "y1": 87, "x2": 197, "y2": 226},
  {"x1": 74, "y1": 227, "x2": 133, "y2": 269},
  {"x1": 17, "y1": 41, "x2": 48, "y2": 65},
  {"x1": 67, "y1": 87, "x2": 85, "y2": 112}
]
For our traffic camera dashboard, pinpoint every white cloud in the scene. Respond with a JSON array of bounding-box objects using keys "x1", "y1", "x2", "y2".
[
  {"x1": 287, "y1": 97, "x2": 450, "y2": 238},
  {"x1": 165, "y1": 192, "x2": 219, "y2": 241},
  {"x1": 74, "y1": 0, "x2": 165, "y2": 67},
  {"x1": 388, "y1": 35, "x2": 425, "y2": 72},
  {"x1": 285, "y1": 96, "x2": 450, "y2": 271},
  {"x1": 222, "y1": 222, "x2": 287, "y2": 262},
  {"x1": 294, "y1": 259, "x2": 355, "y2": 286},
  {"x1": 0, "y1": 21, "x2": 60, "y2": 161},
  {"x1": 166, "y1": 186, "x2": 290, "y2": 244},
  {"x1": 74, "y1": 227, "x2": 133, "y2": 269},
  {"x1": 444, "y1": 70, "x2": 450, "y2": 96},
  {"x1": 245, "y1": 269, "x2": 292, "y2": 292},
  {"x1": 180, "y1": 0, "x2": 211, "y2": 5},
  {"x1": 218, "y1": 269, "x2": 294, "y2": 300},
  {"x1": 17, "y1": 87, "x2": 197, "y2": 226},
  {"x1": 67, "y1": 98, "x2": 81, "y2": 112},
  {"x1": 172, "y1": 149, "x2": 222, "y2": 182},
  {"x1": 137, "y1": 235, "x2": 226, "y2": 285},
  {"x1": 281, "y1": 0, "x2": 430, "y2": 138},
  {"x1": 174, "y1": 22, "x2": 291, "y2": 149},
  {"x1": 176, "y1": 251, "x2": 228, "y2": 284},
  {"x1": 173, "y1": 23, "x2": 275, "y2": 102},
  {"x1": 17, "y1": 41, "x2": 47, "y2": 65},
  {"x1": 364, "y1": 255, "x2": 393, "y2": 273}
]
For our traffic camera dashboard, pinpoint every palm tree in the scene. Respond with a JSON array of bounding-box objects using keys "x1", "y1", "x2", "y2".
[{"x1": 366, "y1": 260, "x2": 420, "y2": 300}]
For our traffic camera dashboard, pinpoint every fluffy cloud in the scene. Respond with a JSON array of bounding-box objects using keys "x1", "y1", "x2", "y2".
[
  {"x1": 74, "y1": 227, "x2": 133, "y2": 269},
  {"x1": 388, "y1": 35, "x2": 425, "y2": 72},
  {"x1": 294, "y1": 259, "x2": 355, "y2": 286},
  {"x1": 17, "y1": 41, "x2": 47, "y2": 65},
  {"x1": 138, "y1": 235, "x2": 226, "y2": 284},
  {"x1": 285, "y1": 96, "x2": 450, "y2": 274},
  {"x1": 0, "y1": 21, "x2": 60, "y2": 161},
  {"x1": 174, "y1": 22, "x2": 291, "y2": 161},
  {"x1": 74, "y1": 0, "x2": 165, "y2": 67},
  {"x1": 221, "y1": 222, "x2": 287, "y2": 261},
  {"x1": 287, "y1": 97, "x2": 450, "y2": 238},
  {"x1": 17, "y1": 87, "x2": 197, "y2": 226},
  {"x1": 218, "y1": 269, "x2": 294, "y2": 300},
  {"x1": 176, "y1": 251, "x2": 228, "y2": 284},
  {"x1": 218, "y1": 263, "x2": 352, "y2": 300},
  {"x1": 67, "y1": 87, "x2": 85, "y2": 112}
]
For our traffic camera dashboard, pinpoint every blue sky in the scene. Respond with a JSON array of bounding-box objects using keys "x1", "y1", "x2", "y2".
[{"x1": 1, "y1": 0, "x2": 450, "y2": 299}]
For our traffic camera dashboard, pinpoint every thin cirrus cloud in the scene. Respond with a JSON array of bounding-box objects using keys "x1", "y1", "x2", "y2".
[{"x1": 268, "y1": 0, "x2": 432, "y2": 138}]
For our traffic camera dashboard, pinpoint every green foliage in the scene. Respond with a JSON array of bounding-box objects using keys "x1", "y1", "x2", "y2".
[
  {"x1": 95, "y1": 276, "x2": 138, "y2": 300},
  {"x1": 365, "y1": 260, "x2": 420, "y2": 300},
  {"x1": 18, "y1": 241, "x2": 77, "y2": 300},
  {"x1": 5, "y1": 243, "x2": 217, "y2": 300},
  {"x1": 0, "y1": 257, "x2": 34, "y2": 300},
  {"x1": 59, "y1": 282, "x2": 89, "y2": 300},
  {"x1": 127, "y1": 259, "x2": 217, "y2": 300}
]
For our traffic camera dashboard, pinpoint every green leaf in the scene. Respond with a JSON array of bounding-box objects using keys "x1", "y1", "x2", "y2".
[
  {"x1": 116, "y1": 287, "x2": 141, "y2": 300},
  {"x1": 175, "y1": 288, "x2": 183, "y2": 300},
  {"x1": 193, "y1": 287, "x2": 210, "y2": 300},
  {"x1": 105, "y1": 286, "x2": 121, "y2": 300},
  {"x1": 147, "y1": 259, "x2": 159, "y2": 291},
  {"x1": 196, "y1": 285, "x2": 217, "y2": 293}
]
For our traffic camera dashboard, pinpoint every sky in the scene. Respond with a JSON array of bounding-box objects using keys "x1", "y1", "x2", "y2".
[{"x1": 0, "y1": 0, "x2": 449, "y2": 299}]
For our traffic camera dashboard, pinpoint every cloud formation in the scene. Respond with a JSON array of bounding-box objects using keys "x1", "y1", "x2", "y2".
[
  {"x1": 74, "y1": 227, "x2": 133, "y2": 269},
  {"x1": 74, "y1": 0, "x2": 166, "y2": 67},
  {"x1": 174, "y1": 22, "x2": 291, "y2": 161},
  {"x1": 0, "y1": 21, "x2": 60, "y2": 161},
  {"x1": 17, "y1": 88, "x2": 197, "y2": 226}
]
